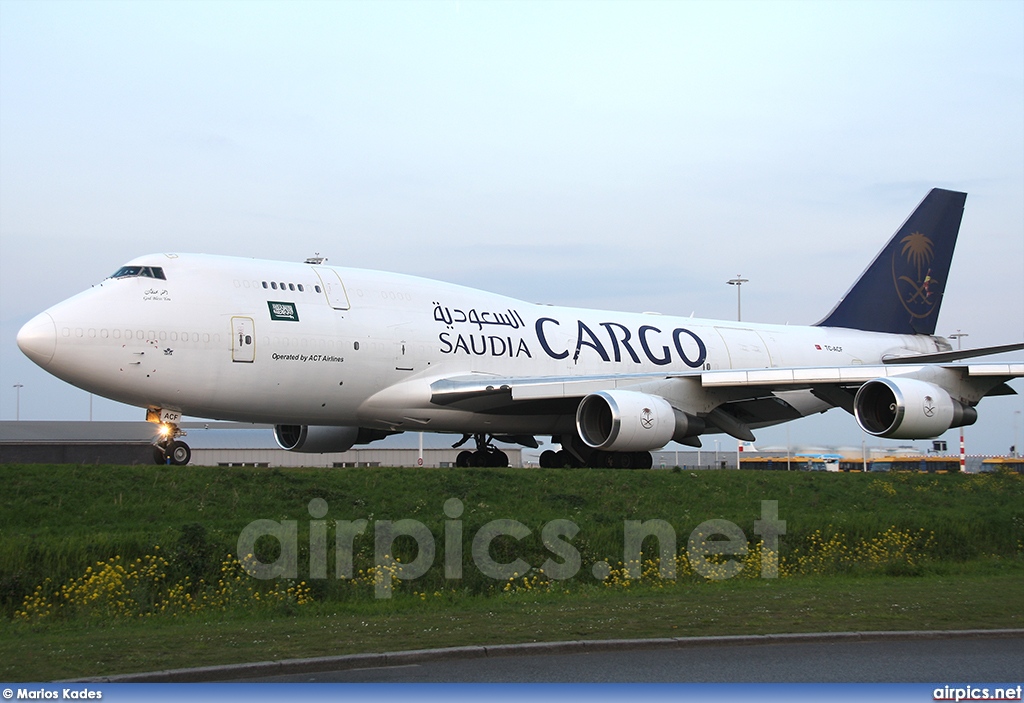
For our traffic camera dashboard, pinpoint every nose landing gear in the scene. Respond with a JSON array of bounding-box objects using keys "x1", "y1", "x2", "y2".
[
  {"x1": 151, "y1": 419, "x2": 191, "y2": 465},
  {"x1": 154, "y1": 437, "x2": 191, "y2": 465}
]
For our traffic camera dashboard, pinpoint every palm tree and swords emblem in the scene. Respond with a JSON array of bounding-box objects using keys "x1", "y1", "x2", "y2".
[{"x1": 894, "y1": 231, "x2": 940, "y2": 319}]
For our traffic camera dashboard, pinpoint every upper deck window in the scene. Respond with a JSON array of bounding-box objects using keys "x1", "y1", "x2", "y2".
[{"x1": 110, "y1": 266, "x2": 167, "y2": 280}]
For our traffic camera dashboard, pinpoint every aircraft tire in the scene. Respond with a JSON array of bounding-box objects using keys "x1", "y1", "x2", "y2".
[
  {"x1": 612, "y1": 452, "x2": 634, "y2": 469},
  {"x1": 539, "y1": 450, "x2": 559, "y2": 468},
  {"x1": 456, "y1": 450, "x2": 473, "y2": 467},
  {"x1": 169, "y1": 440, "x2": 191, "y2": 466},
  {"x1": 490, "y1": 449, "x2": 509, "y2": 467},
  {"x1": 152, "y1": 445, "x2": 167, "y2": 465},
  {"x1": 554, "y1": 450, "x2": 578, "y2": 468}
]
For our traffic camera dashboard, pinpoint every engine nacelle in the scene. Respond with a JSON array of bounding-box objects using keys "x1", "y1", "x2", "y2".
[
  {"x1": 576, "y1": 390, "x2": 678, "y2": 452},
  {"x1": 274, "y1": 425, "x2": 393, "y2": 453},
  {"x1": 854, "y1": 377, "x2": 978, "y2": 439}
]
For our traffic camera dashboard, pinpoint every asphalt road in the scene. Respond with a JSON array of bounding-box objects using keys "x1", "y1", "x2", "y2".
[{"x1": 236, "y1": 636, "x2": 1024, "y2": 683}]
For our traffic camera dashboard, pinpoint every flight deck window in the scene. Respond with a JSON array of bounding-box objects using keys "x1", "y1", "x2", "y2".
[{"x1": 109, "y1": 266, "x2": 166, "y2": 280}]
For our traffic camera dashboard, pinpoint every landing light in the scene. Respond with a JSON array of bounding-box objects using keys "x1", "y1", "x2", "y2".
[{"x1": 158, "y1": 423, "x2": 173, "y2": 438}]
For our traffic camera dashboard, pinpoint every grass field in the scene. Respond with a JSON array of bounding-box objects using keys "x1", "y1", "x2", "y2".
[{"x1": 1, "y1": 464, "x2": 1022, "y2": 680}]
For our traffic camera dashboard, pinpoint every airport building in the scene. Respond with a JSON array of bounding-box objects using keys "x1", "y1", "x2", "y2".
[
  {"x1": 2, "y1": 421, "x2": 1011, "y2": 472},
  {"x1": 0, "y1": 421, "x2": 523, "y2": 468}
]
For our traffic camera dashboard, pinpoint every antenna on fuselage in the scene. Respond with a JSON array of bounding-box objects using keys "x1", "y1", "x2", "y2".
[{"x1": 304, "y1": 253, "x2": 327, "y2": 264}]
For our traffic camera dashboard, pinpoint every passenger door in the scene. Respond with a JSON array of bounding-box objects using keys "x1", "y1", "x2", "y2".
[{"x1": 231, "y1": 316, "x2": 256, "y2": 362}]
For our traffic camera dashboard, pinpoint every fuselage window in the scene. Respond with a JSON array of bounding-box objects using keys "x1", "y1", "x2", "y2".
[
  {"x1": 288, "y1": 283, "x2": 295, "y2": 291},
  {"x1": 262, "y1": 281, "x2": 268, "y2": 289},
  {"x1": 298, "y1": 284, "x2": 304, "y2": 292},
  {"x1": 279, "y1": 282, "x2": 286, "y2": 290},
  {"x1": 354, "y1": 341, "x2": 360, "y2": 350},
  {"x1": 271, "y1": 282, "x2": 278, "y2": 290},
  {"x1": 315, "y1": 285, "x2": 322, "y2": 293}
]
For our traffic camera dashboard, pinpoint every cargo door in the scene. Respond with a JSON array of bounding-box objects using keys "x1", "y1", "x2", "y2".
[{"x1": 714, "y1": 327, "x2": 773, "y2": 368}]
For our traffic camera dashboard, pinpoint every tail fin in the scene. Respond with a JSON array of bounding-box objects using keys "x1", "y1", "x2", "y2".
[{"x1": 816, "y1": 188, "x2": 966, "y2": 335}]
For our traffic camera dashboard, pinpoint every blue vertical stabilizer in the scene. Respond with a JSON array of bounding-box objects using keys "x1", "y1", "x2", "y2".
[{"x1": 816, "y1": 188, "x2": 966, "y2": 335}]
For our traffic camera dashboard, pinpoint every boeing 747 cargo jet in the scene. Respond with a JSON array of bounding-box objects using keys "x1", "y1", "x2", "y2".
[{"x1": 16, "y1": 189, "x2": 1024, "y2": 467}]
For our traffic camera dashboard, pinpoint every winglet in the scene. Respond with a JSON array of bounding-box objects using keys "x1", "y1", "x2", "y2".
[{"x1": 816, "y1": 188, "x2": 967, "y2": 335}]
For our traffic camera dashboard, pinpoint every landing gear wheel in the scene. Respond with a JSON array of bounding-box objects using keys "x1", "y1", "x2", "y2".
[
  {"x1": 153, "y1": 445, "x2": 167, "y2": 465},
  {"x1": 612, "y1": 452, "x2": 635, "y2": 469},
  {"x1": 168, "y1": 440, "x2": 191, "y2": 466},
  {"x1": 540, "y1": 450, "x2": 559, "y2": 468},
  {"x1": 454, "y1": 433, "x2": 514, "y2": 468},
  {"x1": 554, "y1": 450, "x2": 580, "y2": 468}
]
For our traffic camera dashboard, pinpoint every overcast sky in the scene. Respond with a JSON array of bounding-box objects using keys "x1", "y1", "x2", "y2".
[{"x1": 1, "y1": 0, "x2": 1022, "y2": 455}]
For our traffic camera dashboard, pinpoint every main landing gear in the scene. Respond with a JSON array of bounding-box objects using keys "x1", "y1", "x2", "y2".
[
  {"x1": 453, "y1": 433, "x2": 510, "y2": 468},
  {"x1": 539, "y1": 448, "x2": 653, "y2": 469},
  {"x1": 539, "y1": 434, "x2": 653, "y2": 469},
  {"x1": 153, "y1": 423, "x2": 191, "y2": 465}
]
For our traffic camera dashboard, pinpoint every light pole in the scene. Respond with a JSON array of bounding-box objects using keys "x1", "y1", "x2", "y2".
[
  {"x1": 1014, "y1": 410, "x2": 1021, "y2": 458},
  {"x1": 727, "y1": 275, "x2": 748, "y2": 321},
  {"x1": 13, "y1": 384, "x2": 23, "y2": 421},
  {"x1": 949, "y1": 330, "x2": 968, "y2": 471}
]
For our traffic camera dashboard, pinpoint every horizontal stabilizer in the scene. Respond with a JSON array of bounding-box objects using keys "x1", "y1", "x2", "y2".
[{"x1": 883, "y1": 342, "x2": 1024, "y2": 364}]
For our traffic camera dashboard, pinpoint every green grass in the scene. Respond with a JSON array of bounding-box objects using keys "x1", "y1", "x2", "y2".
[
  {"x1": 2, "y1": 571, "x2": 1022, "y2": 681},
  {"x1": 1, "y1": 464, "x2": 1022, "y2": 680}
]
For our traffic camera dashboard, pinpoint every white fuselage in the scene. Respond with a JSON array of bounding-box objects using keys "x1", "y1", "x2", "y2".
[{"x1": 19, "y1": 253, "x2": 948, "y2": 436}]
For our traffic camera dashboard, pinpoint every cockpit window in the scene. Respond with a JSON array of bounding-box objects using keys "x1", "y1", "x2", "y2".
[{"x1": 110, "y1": 266, "x2": 166, "y2": 280}]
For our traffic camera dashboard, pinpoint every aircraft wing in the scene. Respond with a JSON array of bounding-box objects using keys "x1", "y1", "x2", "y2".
[
  {"x1": 698, "y1": 362, "x2": 1024, "y2": 389},
  {"x1": 431, "y1": 362, "x2": 1022, "y2": 405},
  {"x1": 428, "y1": 362, "x2": 1023, "y2": 436}
]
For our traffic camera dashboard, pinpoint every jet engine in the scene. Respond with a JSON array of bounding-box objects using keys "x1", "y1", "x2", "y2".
[
  {"x1": 274, "y1": 425, "x2": 392, "y2": 453},
  {"x1": 854, "y1": 377, "x2": 977, "y2": 439},
  {"x1": 576, "y1": 390, "x2": 696, "y2": 452}
]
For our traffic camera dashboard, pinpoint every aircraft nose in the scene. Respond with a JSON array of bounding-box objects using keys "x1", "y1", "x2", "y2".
[{"x1": 17, "y1": 312, "x2": 57, "y2": 368}]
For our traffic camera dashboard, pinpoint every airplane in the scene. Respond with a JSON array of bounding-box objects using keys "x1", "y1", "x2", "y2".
[{"x1": 16, "y1": 188, "x2": 1024, "y2": 468}]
